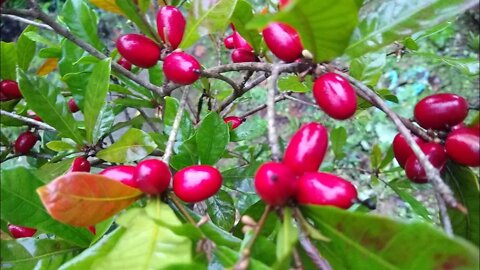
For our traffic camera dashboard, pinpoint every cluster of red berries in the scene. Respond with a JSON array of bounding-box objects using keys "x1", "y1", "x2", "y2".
[
  {"x1": 223, "y1": 25, "x2": 257, "y2": 63},
  {"x1": 255, "y1": 122, "x2": 358, "y2": 209},
  {"x1": 393, "y1": 93, "x2": 479, "y2": 183},
  {"x1": 116, "y1": 6, "x2": 201, "y2": 86}
]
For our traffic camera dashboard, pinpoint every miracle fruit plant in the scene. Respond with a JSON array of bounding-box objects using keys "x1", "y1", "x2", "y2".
[{"x1": 0, "y1": 0, "x2": 479, "y2": 269}]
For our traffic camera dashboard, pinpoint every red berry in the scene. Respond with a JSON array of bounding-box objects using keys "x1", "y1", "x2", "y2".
[
  {"x1": 231, "y1": 49, "x2": 256, "y2": 63},
  {"x1": 117, "y1": 57, "x2": 132, "y2": 71},
  {"x1": 71, "y1": 157, "x2": 91, "y2": 172},
  {"x1": 224, "y1": 35, "x2": 234, "y2": 49},
  {"x1": 0, "y1": 90, "x2": 8, "y2": 101},
  {"x1": 134, "y1": 159, "x2": 171, "y2": 195},
  {"x1": 450, "y1": 123, "x2": 466, "y2": 132},
  {"x1": 68, "y1": 98, "x2": 79, "y2": 113},
  {"x1": 100, "y1": 165, "x2": 137, "y2": 188},
  {"x1": 296, "y1": 172, "x2": 358, "y2": 209},
  {"x1": 173, "y1": 165, "x2": 222, "y2": 203},
  {"x1": 414, "y1": 93, "x2": 468, "y2": 130},
  {"x1": 0, "y1": 80, "x2": 22, "y2": 99},
  {"x1": 33, "y1": 115, "x2": 42, "y2": 122},
  {"x1": 156, "y1": 6, "x2": 186, "y2": 49},
  {"x1": 262, "y1": 22, "x2": 303, "y2": 62},
  {"x1": 392, "y1": 133, "x2": 425, "y2": 168},
  {"x1": 313, "y1": 72, "x2": 357, "y2": 120},
  {"x1": 405, "y1": 143, "x2": 447, "y2": 183},
  {"x1": 88, "y1": 225, "x2": 96, "y2": 235},
  {"x1": 232, "y1": 31, "x2": 253, "y2": 51},
  {"x1": 445, "y1": 127, "x2": 480, "y2": 167},
  {"x1": 163, "y1": 52, "x2": 201, "y2": 85},
  {"x1": 14, "y1": 131, "x2": 38, "y2": 154},
  {"x1": 283, "y1": 122, "x2": 328, "y2": 175},
  {"x1": 116, "y1": 34, "x2": 161, "y2": 68},
  {"x1": 279, "y1": 0, "x2": 291, "y2": 9},
  {"x1": 254, "y1": 162, "x2": 297, "y2": 206},
  {"x1": 8, "y1": 224, "x2": 37, "y2": 238},
  {"x1": 224, "y1": 116, "x2": 244, "y2": 129}
]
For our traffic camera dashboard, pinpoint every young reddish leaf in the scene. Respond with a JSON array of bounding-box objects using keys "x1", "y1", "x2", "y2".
[{"x1": 37, "y1": 172, "x2": 143, "y2": 227}]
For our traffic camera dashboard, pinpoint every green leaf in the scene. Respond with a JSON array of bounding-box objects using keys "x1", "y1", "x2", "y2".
[
  {"x1": 206, "y1": 190, "x2": 236, "y2": 231},
  {"x1": 46, "y1": 141, "x2": 77, "y2": 152},
  {"x1": 443, "y1": 162, "x2": 479, "y2": 246},
  {"x1": 148, "y1": 64, "x2": 164, "y2": 86},
  {"x1": 83, "y1": 58, "x2": 111, "y2": 143},
  {"x1": 115, "y1": 0, "x2": 157, "y2": 41},
  {"x1": 17, "y1": 70, "x2": 84, "y2": 145},
  {"x1": 410, "y1": 52, "x2": 479, "y2": 76},
  {"x1": 278, "y1": 75, "x2": 310, "y2": 93},
  {"x1": 388, "y1": 180, "x2": 432, "y2": 221},
  {"x1": 61, "y1": 0, "x2": 104, "y2": 50},
  {"x1": 214, "y1": 246, "x2": 270, "y2": 270},
  {"x1": 231, "y1": 0, "x2": 263, "y2": 53},
  {"x1": 35, "y1": 158, "x2": 76, "y2": 183},
  {"x1": 196, "y1": 112, "x2": 229, "y2": 165},
  {"x1": 92, "y1": 104, "x2": 115, "y2": 144},
  {"x1": 16, "y1": 26, "x2": 37, "y2": 71},
  {"x1": 39, "y1": 47, "x2": 62, "y2": 58},
  {"x1": 349, "y1": 51, "x2": 386, "y2": 86},
  {"x1": 1, "y1": 42, "x2": 17, "y2": 80},
  {"x1": 370, "y1": 144, "x2": 382, "y2": 169},
  {"x1": 24, "y1": 32, "x2": 58, "y2": 48},
  {"x1": 402, "y1": 37, "x2": 419, "y2": 51},
  {"x1": 346, "y1": 0, "x2": 477, "y2": 57},
  {"x1": 96, "y1": 128, "x2": 157, "y2": 163},
  {"x1": 170, "y1": 135, "x2": 198, "y2": 171},
  {"x1": 231, "y1": 116, "x2": 267, "y2": 142},
  {"x1": 274, "y1": 208, "x2": 298, "y2": 269},
  {"x1": 302, "y1": 206, "x2": 479, "y2": 269},
  {"x1": 0, "y1": 167, "x2": 92, "y2": 247},
  {"x1": 330, "y1": 126, "x2": 347, "y2": 160},
  {"x1": 1, "y1": 238, "x2": 81, "y2": 270},
  {"x1": 163, "y1": 96, "x2": 194, "y2": 141},
  {"x1": 114, "y1": 98, "x2": 155, "y2": 108},
  {"x1": 379, "y1": 146, "x2": 395, "y2": 169},
  {"x1": 180, "y1": 0, "x2": 238, "y2": 49}
]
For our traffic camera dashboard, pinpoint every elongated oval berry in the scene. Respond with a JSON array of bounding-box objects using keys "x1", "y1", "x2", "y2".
[
  {"x1": 445, "y1": 127, "x2": 480, "y2": 167},
  {"x1": 100, "y1": 165, "x2": 137, "y2": 188},
  {"x1": 117, "y1": 57, "x2": 132, "y2": 71},
  {"x1": 156, "y1": 6, "x2": 185, "y2": 49},
  {"x1": 71, "y1": 157, "x2": 91, "y2": 172},
  {"x1": 0, "y1": 80, "x2": 22, "y2": 99},
  {"x1": 296, "y1": 172, "x2": 357, "y2": 209},
  {"x1": 254, "y1": 162, "x2": 297, "y2": 206},
  {"x1": 313, "y1": 72, "x2": 357, "y2": 120},
  {"x1": 224, "y1": 35, "x2": 234, "y2": 49},
  {"x1": 224, "y1": 116, "x2": 244, "y2": 129},
  {"x1": 116, "y1": 34, "x2": 161, "y2": 68},
  {"x1": 68, "y1": 98, "x2": 79, "y2": 113},
  {"x1": 283, "y1": 122, "x2": 328, "y2": 175},
  {"x1": 263, "y1": 22, "x2": 303, "y2": 62},
  {"x1": 231, "y1": 49, "x2": 256, "y2": 63},
  {"x1": 405, "y1": 143, "x2": 447, "y2": 184},
  {"x1": 414, "y1": 93, "x2": 468, "y2": 130},
  {"x1": 14, "y1": 131, "x2": 38, "y2": 154},
  {"x1": 8, "y1": 224, "x2": 37, "y2": 238},
  {"x1": 134, "y1": 159, "x2": 171, "y2": 195},
  {"x1": 173, "y1": 165, "x2": 222, "y2": 203},
  {"x1": 163, "y1": 52, "x2": 201, "y2": 85},
  {"x1": 232, "y1": 31, "x2": 253, "y2": 51},
  {"x1": 392, "y1": 133, "x2": 424, "y2": 168}
]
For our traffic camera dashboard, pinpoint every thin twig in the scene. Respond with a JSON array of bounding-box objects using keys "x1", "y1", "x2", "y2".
[
  {"x1": 138, "y1": 109, "x2": 160, "y2": 133},
  {"x1": 435, "y1": 191, "x2": 453, "y2": 236},
  {"x1": 0, "y1": 14, "x2": 52, "y2": 30},
  {"x1": 199, "y1": 70, "x2": 242, "y2": 94},
  {"x1": 284, "y1": 94, "x2": 321, "y2": 109},
  {"x1": 0, "y1": 110, "x2": 56, "y2": 131},
  {"x1": 163, "y1": 89, "x2": 188, "y2": 164},
  {"x1": 238, "y1": 94, "x2": 288, "y2": 119},
  {"x1": 267, "y1": 66, "x2": 282, "y2": 161}
]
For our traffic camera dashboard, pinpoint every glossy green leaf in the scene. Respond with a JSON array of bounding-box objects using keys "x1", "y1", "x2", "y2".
[
  {"x1": 170, "y1": 135, "x2": 198, "y2": 171},
  {"x1": 346, "y1": 0, "x2": 477, "y2": 57},
  {"x1": 274, "y1": 208, "x2": 298, "y2": 269},
  {"x1": 180, "y1": 0, "x2": 238, "y2": 49},
  {"x1": 1, "y1": 42, "x2": 17, "y2": 80},
  {"x1": 114, "y1": 98, "x2": 155, "y2": 109},
  {"x1": 207, "y1": 190, "x2": 236, "y2": 231},
  {"x1": 16, "y1": 26, "x2": 37, "y2": 71},
  {"x1": 196, "y1": 112, "x2": 229, "y2": 165},
  {"x1": 148, "y1": 64, "x2": 164, "y2": 86},
  {"x1": 214, "y1": 246, "x2": 270, "y2": 270},
  {"x1": 58, "y1": 40, "x2": 89, "y2": 77},
  {"x1": 302, "y1": 206, "x2": 479, "y2": 269},
  {"x1": 35, "y1": 158, "x2": 76, "y2": 183},
  {"x1": 115, "y1": 0, "x2": 157, "y2": 41},
  {"x1": 17, "y1": 70, "x2": 84, "y2": 145},
  {"x1": 349, "y1": 51, "x2": 386, "y2": 86},
  {"x1": 84, "y1": 58, "x2": 111, "y2": 143},
  {"x1": 278, "y1": 75, "x2": 310, "y2": 93},
  {"x1": 163, "y1": 96, "x2": 194, "y2": 141},
  {"x1": 1, "y1": 238, "x2": 81, "y2": 270},
  {"x1": 410, "y1": 52, "x2": 479, "y2": 76},
  {"x1": 330, "y1": 126, "x2": 347, "y2": 160},
  {"x1": 402, "y1": 37, "x2": 420, "y2": 51},
  {"x1": 388, "y1": 180, "x2": 432, "y2": 221},
  {"x1": 24, "y1": 32, "x2": 58, "y2": 48},
  {"x1": 379, "y1": 146, "x2": 395, "y2": 169},
  {"x1": 96, "y1": 128, "x2": 157, "y2": 163},
  {"x1": 92, "y1": 104, "x2": 115, "y2": 144},
  {"x1": 370, "y1": 144, "x2": 382, "y2": 169},
  {"x1": 231, "y1": 0, "x2": 262, "y2": 53},
  {"x1": 61, "y1": 0, "x2": 104, "y2": 50},
  {"x1": 46, "y1": 141, "x2": 77, "y2": 152},
  {"x1": 443, "y1": 162, "x2": 479, "y2": 246},
  {"x1": 231, "y1": 116, "x2": 267, "y2": 142},
  {"x1": 0, "y1": 167, "x2": 92, "y2": 247}
]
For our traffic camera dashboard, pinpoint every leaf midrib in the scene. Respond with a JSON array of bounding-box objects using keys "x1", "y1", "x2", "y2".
[{"x1": 3, "y1": 247, "x2": 81, "y2": 264}]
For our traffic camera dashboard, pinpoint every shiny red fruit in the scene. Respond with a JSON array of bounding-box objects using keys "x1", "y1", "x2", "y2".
[
  {"x1": 163, "y1": 52, "x2": 201, "y2": 85},
  {"x1": 116, "y1": 34, "x2": 161, "y2": 68},
  {"x1": 224, "y1": 35, "x2": 234, "y2": 49},
  {"x1": 68, "y1": 98, "x2": 79, "y2": 113},
  {"x1": 173, "y1": 165, "x2": 222, "y2": 203},
  {"x1": 224, "y1": 116, "x2": 244, "y2": 129},
  {"x1": 0, "y1": 80, "x2": 22, "y2": 99},
  {"x1": 254, "y1": 162, "x2": 297, "y2": 206},
  {"x1": 156, "y1": 6, "x2": 185, "y2": 49},
  {"x1": 262, "y1": 22, "x2": 303, "y2": 62},
  {"x1": 283, "y1": 122, "x2": 328, "y2": 175},
  {"x1": 71, "y1": 157, "x2": 91, "y2": 172},
  {"x1": 450, "y1": 123, "x2": 466, "y2": 132},
  {"x1": 231, "y1": 49, "x2": 256, "y2": 63},
  {"x1": 8, "y1": 224, "x2": 37, "y2": 238},
  {"x1": 232, "y1": 31, "x2": 253, "y2": 51},
  {"x1": 14, "y1": 131, "x2": 38, "y2": 154},
  {"x1": 296, "y1": 172, "x2": 358, "y2": 209},
  {"x1": 134, "y1": 159, "x2": 171, "y2": 195},
  {"x1": 117, "y1": 57, "x2": 132, "y2": 71},
  {"x1": 279, "y1": 0, "x2": 291, "y2": 9},
  {"x1": 392, "y1": 133, "x2": 425, "y2": 168},
  {"x1": 405, "y1": 143, "x2": 447, "y2": 184},
  {"x1": 445, "y1": 127, "x2": 480, "y2": 167},
  {"x1": 313, "y1": 72, "x2": 357, "y2": 120},
  {"x1": 100, "y1": 165, "x2": 137, "y2": 188},
  {"x1": 414, "y1": 93, "x2": 468, "y2": 130},
  {"x1": 33, "y1": 115, "x2": 42, "y2": 122},
  {"x1": 88, "y1": 226, "x2": 96, "y2": 235}
]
